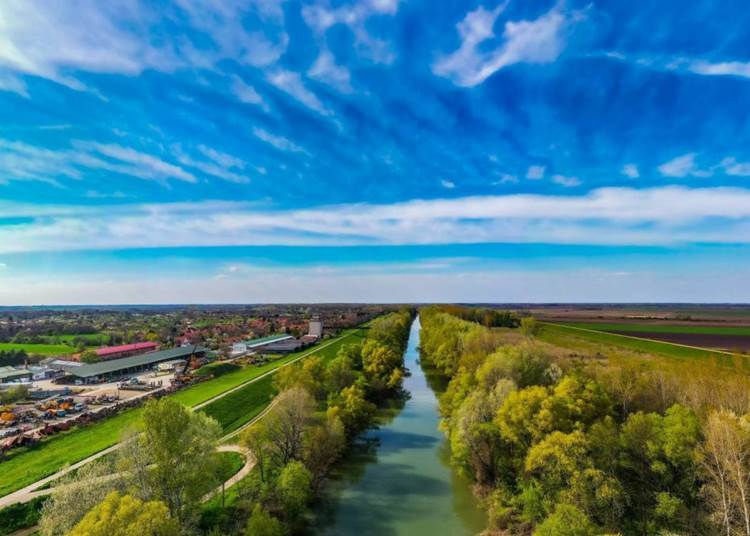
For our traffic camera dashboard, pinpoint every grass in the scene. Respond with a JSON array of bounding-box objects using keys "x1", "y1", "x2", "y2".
[
  {"x1": 40, "y1": 334, "x2": 110, "y2": 346},
  {"x1": 539, "y1": 323, "x2": 738, "y2": 362},
  {"x1": 0, "y1": 328, "x2": 366, "y2": 499},
  {"x1": 201, "y1": 374, "x2": 275, "y2": 433},
  {"x1": 556, "y1": 321, "x2": 750, "y2": 336},
  {"x1": 0, "y1": 343, "x2": 74, "y2": 355}
]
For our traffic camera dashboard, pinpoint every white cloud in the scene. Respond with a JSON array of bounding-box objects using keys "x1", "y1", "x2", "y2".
[
  {"x1": 658, "y1": 153, "x2": 712, "y2": 178},
  {"x1": 441, "y1": 179, "x2": 456, "y2": 189},
  {"x1": 230, "y1": 75, "x2": 269, "y2": 111},
  {"x1": 622, "y1": 163, "x2": 640, "y2": 178},
  {"x1": 0, "y1": 72, "x2": 28, "y2": 97},
  {"x1": 4, "y1": 186, "x2": 750, "y2": 254},
  {"x1": 526, "y1": 165, "x2": 545, "y2": 180},
  {"x1": 551, "y1": 174, "x2": 581, "y2": 187},
  {"x1": 308, "y1": 49, "x2": 352, "y2": 93},
  {"x1": 253, "y1": 127, "x2": 306, "y2": 153},
  {"x1": 5, "y1": 265, "x2": 750, "y2": 305},
  {"x1": 721, "y1": 157, "x2": 750, "y2": 176},
  {"x1": 0, "y1": 138, "x2": 204, "y2": 186},
  {"x1": 434, "y1": 3, "x2": 579, "y2": 87},
  {"x1": 302, "y1": 0, "x2": 400, "y2": 64},
  {"x1": 689, "y1": 60, "x2": 750, "y2": 79},
  {"x1": 172, "y1": 145, "x2": 250, "y2": 184},
  {"x1": 493, "y1": 173, "x2": 518, "y2": 185},
  {"x1": 0, "y1": 1, "x2": 288, "y2": 90},
  {"x1": 267, "y1": 70, "x2": 330, "y2": 116}
]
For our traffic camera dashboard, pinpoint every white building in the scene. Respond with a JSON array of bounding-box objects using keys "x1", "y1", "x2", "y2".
[{"x1": 308, "y1": 318, "x2": 323, "y2": 339}]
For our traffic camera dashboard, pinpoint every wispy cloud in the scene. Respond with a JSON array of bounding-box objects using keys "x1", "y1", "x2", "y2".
[
  {"x1": 230, "y1": 75, "x2": 269, "y2": 111},
  {"x1": 526, "y1": 165, "x2": 545, "y2": 180},
  {"x1": 267, "y1": 69, "x2": 330, "y2": 116},
  {"x1": 171, "y1": 145, "x2": 250, "y2": 184},
  {"x1": 658, "y1": 153, "x2": 712, "y2": 178},
  {"x1": 253, "y1": 127, "x2": 306, "y2": 153},
  {"x1": 434, "y1": 3, "x2": 581, "y2": 87},
  {"x1": 551, "y1": 174, "x2": 581, "y2": 187},
  {"x1": 308, "y1": 49, "x2": 353, "y2": 93},
  {"x1": 622, "y1": 163, "x2": 640, "y2": 178},
  {"x1": 302, "y1": 0, "x2": 400, "y2": 64},
  {"x1": 4, "y1": 186, "x2": 750, "y2": 254},
  {"x1": 440, "y1": 179, "x2": 456, "y2": 189}
]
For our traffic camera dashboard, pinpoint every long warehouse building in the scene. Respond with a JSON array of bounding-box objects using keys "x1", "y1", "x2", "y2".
[{"x1": 59, "y1": 345, "x2": 207, "y2": 383}]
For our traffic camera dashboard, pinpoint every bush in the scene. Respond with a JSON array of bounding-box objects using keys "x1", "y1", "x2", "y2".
[{"x1": 0, "y1": 497, "x2": 46, "y2": 536}]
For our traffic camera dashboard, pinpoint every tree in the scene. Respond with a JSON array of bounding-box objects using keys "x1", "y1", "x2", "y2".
[
  {"x1": 39, "y1": 460, "x2": 117, "y2": 536},
  {"x1": 702, "y1": 410, "x2": 750, "y2": 535},
  {"x1": 245, "y1": 505, "x2": 284, "y2": 536},
  {"x1": 67, "y1": 492, "x2": 179, "y2": 536},
  {"x1": 265, "y1": 388, "x2": 315, "y2": 466},
  {"x1": 303, "y1": 414, "x2": 346, "y2": 491},
  {"x1": 534, "y1": 503, "x2": 597, "y2": 536},
  {"x1": 325, "y1": 354, "x2": 356, "y2": 393},
  {"x1": 277, "y1": 460, "x2": 313, "y2": 520},
  {"x1": 329, "y1": 384, "x2": 376, "y2": 437},
  {"x1": 118, "y1": 398, "x2": 222, "y2": 525},
  {"x1": 79, "y1": 349, "x2": 100, "y2": 363},
  {"x1": 520, "y1": 317, "x2": 539, "y2": 339}
]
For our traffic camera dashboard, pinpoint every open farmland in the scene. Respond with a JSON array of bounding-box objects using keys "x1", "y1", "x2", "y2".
[
  {"x1": 552, "y1": 321, "x2": 750, "y2": 352},
  {"x1": 0, "y1": 343, "x2": 74, "y2": 356}
]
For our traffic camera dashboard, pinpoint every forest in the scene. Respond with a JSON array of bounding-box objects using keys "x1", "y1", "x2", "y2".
[{"x1": 419, "y1": 306, "x2": 750, "y2": 535}]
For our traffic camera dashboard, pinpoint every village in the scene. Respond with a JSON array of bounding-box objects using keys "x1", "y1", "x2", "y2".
[{"x1": 0, "y1": 305, "x2": 384, "y2": 454}]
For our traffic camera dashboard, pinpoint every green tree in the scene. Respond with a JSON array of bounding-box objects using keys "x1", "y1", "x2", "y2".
[
  {"x1": 79, "y1": 349, "x2": 100, "y2": 363},
  {"x1": 277, "y1": 460, "x2": 313, "y2": 520},
  {"x1": 67, "y1": 492, "x2": 179, "y2": 536},
  {"x1": 520, "y1": 317, "x2": 539, "y2": 339},
  {"x1": 244, "y1": 505, "x2": 284, "y2": 536},
  {"x1": 118, "y1": 398, "x2": 222, "y2": 524},
  {"x1": 534, "y1": 503, "x2": 597, "y2": 536}
]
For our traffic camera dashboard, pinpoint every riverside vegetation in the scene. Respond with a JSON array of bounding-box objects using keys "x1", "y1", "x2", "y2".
[
  {"x1": 419, "y1": 306, "x2": 750, "y2": 536},
  {"x1": 18, "y1": 310, "x2": 413, "y2": 535}
]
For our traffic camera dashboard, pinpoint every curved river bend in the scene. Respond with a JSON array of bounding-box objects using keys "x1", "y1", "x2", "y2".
[{"x1": 310, "y1": 316, "x2": 486, "y2": 535}]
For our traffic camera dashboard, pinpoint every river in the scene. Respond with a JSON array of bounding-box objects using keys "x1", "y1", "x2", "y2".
[{"x1": 309, "y1": 316, "x2": 486, "y2": 535}]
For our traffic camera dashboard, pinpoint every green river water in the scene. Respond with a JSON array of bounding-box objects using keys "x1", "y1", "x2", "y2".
[{"x1": 309, "y1": 316, "x2": 486, "y2": 535}]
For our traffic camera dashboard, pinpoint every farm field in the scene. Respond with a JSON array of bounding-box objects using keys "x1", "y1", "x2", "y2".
[
  {"x1": 555, "y1": 321, "x2": 750, "y2": 352},
  {"x1": 0, "y1": 327, "x2": 367, "y2": 499},
  {"x1": 0, "y1": 343, "x2": 74, "y2": 356},
  {"x1": 538, "y1": 323, "x2": 744, "y2": 363}
]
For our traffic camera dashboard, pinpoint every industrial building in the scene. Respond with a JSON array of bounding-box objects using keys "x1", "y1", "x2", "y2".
[
  {"x1": 308, "y1": 318, "x2": 323, "y2": 339},
  {"x1": 59, "y1": 346, "x2": 206, "y2": 383},
  {"x1": 230, "y1": 334, "x2": 294, "y2": 357},
  {"x1": 93, "y1": 341, "x2": 160, "y2": 361},
  {"x1": 261, "y1": 339, "x2": 311, "y2": 354},
  {"x1": 0, "y1": 366, "x2": 32, "y2": 384}
]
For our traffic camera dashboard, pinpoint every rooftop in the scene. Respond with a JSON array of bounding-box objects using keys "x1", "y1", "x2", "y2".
[
  {"x1": 244, "y1": 334, "x2": 293, "y2": 348},
  {"x1": 0, "y1": 366, "x2": 32, "y2": 381},
  {"x1": 63, "y1": 345, "x2": 206, "y2": 378},
  {"x1": 95, "y1": 341, "x2": 159, "y2": 357}
]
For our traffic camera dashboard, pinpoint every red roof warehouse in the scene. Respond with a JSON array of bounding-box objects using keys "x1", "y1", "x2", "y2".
[{"x1": 95, "y1": 341, "x2": 159, "y2": 360}]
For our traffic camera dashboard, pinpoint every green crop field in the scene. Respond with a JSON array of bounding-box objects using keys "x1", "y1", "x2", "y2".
[
  {"x1": 557, "y1": 321, "x2": 750, "y2": 336},
  {"x1": 0, "y1": 327, "x2": 367, "y2": 499},
  {"x1": 0, "y1": 343, "x2": 74, "y2": 356},
  {"x1": 539, "y1": 323, "x2": 738, "y2": 362}
]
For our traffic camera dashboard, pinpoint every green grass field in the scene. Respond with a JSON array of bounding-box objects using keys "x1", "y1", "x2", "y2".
[
  {"x1": 201, "y1": 374, "x2": 275, "y2": 433},
  {"x1": 0, "y1": 328, "x2": 366, "y2": 499},
  {"x1": 40, "y1": 334, "x2": 110, "y2": 346},
  {"x1": 0, "y1": 343, "x2": 74, "y2": 356},
  {"x1": 539, "y1": 323, "x2": 737, "y2": 362},
  {"x1": 556, "y1": 321, "x2": 750, "y2": 336}
]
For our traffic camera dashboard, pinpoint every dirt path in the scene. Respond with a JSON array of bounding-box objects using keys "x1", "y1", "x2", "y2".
[{"x1": 0, "y1": 331, "x2": 358, "y2": 510}]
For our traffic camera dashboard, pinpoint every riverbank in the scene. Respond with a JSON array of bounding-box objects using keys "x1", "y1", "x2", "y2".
[{"x1": 308, "y1": 316, "x2": 486, "y2": 535}]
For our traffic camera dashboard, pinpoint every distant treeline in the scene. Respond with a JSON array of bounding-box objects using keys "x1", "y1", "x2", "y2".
[
  {"x1": 0, "y1": 350, "x2": 28, "y2": 367},
  {"x1": 436, "y1": 305, "x2": 520, "y2": 328}
]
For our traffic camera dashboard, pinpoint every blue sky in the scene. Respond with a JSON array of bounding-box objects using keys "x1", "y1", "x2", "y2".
[{"x1": 1, "y1": 0, "x2": 750, "y2": 303}]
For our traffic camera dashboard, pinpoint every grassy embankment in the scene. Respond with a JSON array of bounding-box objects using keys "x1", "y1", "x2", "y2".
[
  {"x1": 200, "y1": 327, "x2": 367, "y2": 433},
  {"x1": 0, "y1": 328, "x2": 366, "y2": 498},
  {"x1": 538, "y1": 322, "x2": 742, "y2": 364}
]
